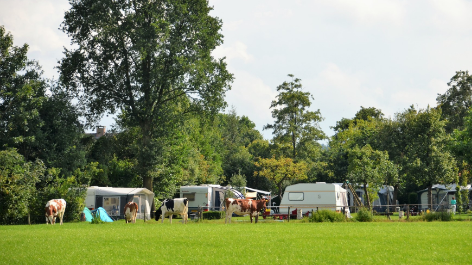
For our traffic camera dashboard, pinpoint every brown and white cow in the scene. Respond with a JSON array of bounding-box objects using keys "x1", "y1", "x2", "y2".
[
  {"x1": 124, "y1": 202, "x2": 138, "y2": 223},
  {"x1": 45, "y1": 199, "x2": 66, "y2": 225},
  {"x1": 225, "y1": 198, "x2": 267, "y2": 224},
  {"x1": 155, "y1": 198, "x2": 189, "y2": 224}
]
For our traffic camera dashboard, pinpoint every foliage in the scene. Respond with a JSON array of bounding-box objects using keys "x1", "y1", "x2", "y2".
[
  {"x1": 436, "y1": 71, "x2": 472, "y2": 133},
  {"x1": 90, "y1": 211, "x2": 106, "y2": 224},
  {"x1": 202, "y1": 211, "x2": 224, "y2": 220},
  {"x1": 264, "y1": 74, "x2": 325, "y2": 160},
  {"x1": 59, "y1": 0, "x2": 233, "y2": 194},
  {"x1": 408, "y1": 192, "x2": 418, "y2": 204},
  {"x1": 398, "y1": 107, "x2": 456, "y2": 208},
  {"x1": 309, "y1": 210, "x2": 345, "y2": 222},
  {"x1": 229, "y1": 171, "x2": 246, "y2": 193},
  {"x1": 347, "y1": 144, "x2": 397, "y2": 209},
  {"x1": 0, "y1": 149, "x2": 44, "y2": 224},
  {"x1": 0, "y1": 26, "x2": 47, "y2": 160},
  {"x1": 355, "y1": 207, "x2": 373, "y2": 222},
  {"x1": 423, "y1": 211, "x2": 453, "y2": 222},
  {"x1": 254, "y1": 156, "x2": 308, "y2": 198}
]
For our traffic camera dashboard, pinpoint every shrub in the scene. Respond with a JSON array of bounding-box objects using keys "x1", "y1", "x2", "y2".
[
  {"x1": 90, "y1": 211, "x2": 106, "y2": 224},
  {"x1": 355, "y1": 207, "x2": 373, "y2": 222},
  {"x1": 202, "y1": 211, "x2": 225, "y2": 220},
  {"x1": 309, "y1": 210, "x2": 345, "y2": 223},
  {"x1": 423, "y1": 211, "x2": 453, "y2": 222}
]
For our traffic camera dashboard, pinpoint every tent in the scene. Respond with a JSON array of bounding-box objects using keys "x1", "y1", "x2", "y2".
[
  {"x1": 83, "y1": 207, "x2": 93, "y2": 222},
  {"x1": 85, "y1": 186, "x2": 154, "y2": 220},
  {"x1": 90, "y1": 207, "x2": 114, "y2": 222}
]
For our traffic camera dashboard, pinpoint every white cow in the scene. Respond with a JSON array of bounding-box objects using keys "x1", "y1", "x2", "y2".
[
  {"x1": 45, "y1": 199, "x2": 66, "y2": 225},
  {"x1": 155, "y1": 198, "x2": 188, "y2": 224}
]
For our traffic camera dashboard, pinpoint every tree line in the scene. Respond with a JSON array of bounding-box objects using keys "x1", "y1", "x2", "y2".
[{"x1": 1, "y1": 0, "x2": 472, "y2": 224}]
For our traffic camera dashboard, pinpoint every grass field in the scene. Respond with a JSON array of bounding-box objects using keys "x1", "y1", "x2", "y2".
[{"x1": 1, "y1": 216, "x2": 471, "y2": 264}]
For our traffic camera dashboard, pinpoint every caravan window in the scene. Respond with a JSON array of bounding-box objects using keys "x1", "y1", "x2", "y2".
[
  {"x1": 183, "y1": 193, "x2": 196, "y2": 201},
  {"x1": 288, "y1": 192, "x2": 304, "y2": 201},
  {"x1": 103, "y1": 196, "x2": 120, "y2": 216}
]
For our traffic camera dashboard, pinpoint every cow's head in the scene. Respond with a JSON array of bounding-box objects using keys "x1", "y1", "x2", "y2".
[
  {"x1": 257, "y1": 199, "x2": 268, "y2": 212},
  {"x1": 155, "y1": 207, "x2": 162, "y2": 221},
  {"x1": 45, "y1": 205, "x2": 57, "y2": 224}
]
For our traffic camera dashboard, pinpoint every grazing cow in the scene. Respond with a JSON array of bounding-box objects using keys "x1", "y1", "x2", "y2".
[
  {"x1": 155, "y1": 198, "x2": 188, "y2": 224},
  {"x1": 45, "y1": 199, "x2": 66, "y2": 225},
  {"x1": 124, "y1": 202, "x2": 138, "y2": 224},
  {"x1": 225, "y1": 198, "x2": 267, "y2": 224}
]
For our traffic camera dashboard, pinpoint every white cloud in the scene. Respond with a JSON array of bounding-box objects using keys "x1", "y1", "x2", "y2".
[
  {"x1": 213, "y1": 41, "x2": 254, "y2": 63},
  {"x1": 224, "y1": 71, "x2": 277, "y2": 139}
]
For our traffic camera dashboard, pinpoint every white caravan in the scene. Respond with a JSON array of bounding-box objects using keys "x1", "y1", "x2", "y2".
[{"x1": 279, "y1": 182, "x2": 348, "y2": 214}]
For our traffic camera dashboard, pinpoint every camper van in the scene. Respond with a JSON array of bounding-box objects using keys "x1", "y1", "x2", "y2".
[{"x1": 279, "y1": 182, "x2": 348, "y2": 214}]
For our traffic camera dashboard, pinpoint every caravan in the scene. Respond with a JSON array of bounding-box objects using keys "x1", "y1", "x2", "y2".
[{"x1": 279, "y1": 182, "x2": 348, "y2": 215}]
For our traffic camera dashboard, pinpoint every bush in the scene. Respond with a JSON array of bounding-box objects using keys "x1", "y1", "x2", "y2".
[
  {"x1": 355, "y1": 207, "x2": 373, "y2": 222},
  {"x1": 309, "y1": 210, "x2": 345, "y2": 223},
  {"x1": 423, "y1": 211, "x2": 453, "y2": 222},
  {"x1": 90, "y1": 211, "x2": 106, "y2": 224},
  {"x1": 202, "y1": 211, "x2": 225, "y2": 220}
]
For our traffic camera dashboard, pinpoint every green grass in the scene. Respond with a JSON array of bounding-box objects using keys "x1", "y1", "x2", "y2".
[{"x1": 1, "y1": 217, "x2": 471, "y2": 264}]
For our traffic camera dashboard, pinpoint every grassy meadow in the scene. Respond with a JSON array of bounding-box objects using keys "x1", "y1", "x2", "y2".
[{"x1": 1, "y1": 216, "x2": 471, "y2": 264}]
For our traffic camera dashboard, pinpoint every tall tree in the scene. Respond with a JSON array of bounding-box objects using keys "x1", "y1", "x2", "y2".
[
  {"x1": 436, "y1": 71, "x2": 472, "y2": 133},
  {"x1": 59, "y1": 0, "x2": 233, "y2": 195},
  {"x1": 264, "y1": 74, "x2": 325, "y2": 160},
  {"x1": 399, "y1": 107, "x2": 456, "y2": 210},
  {"x1": 0, "y1": 26, "x2": 47, "y2": 160}
]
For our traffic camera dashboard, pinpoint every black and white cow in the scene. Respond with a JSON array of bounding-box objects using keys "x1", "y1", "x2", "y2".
[{"x1": 155, "y1": 198, "x2": 189, "y2": 224}]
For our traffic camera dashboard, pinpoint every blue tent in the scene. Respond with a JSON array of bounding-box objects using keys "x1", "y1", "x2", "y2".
[
  {"x1": 90, "y1": 207, "x2": 114, "y2": 222},
  {"x1": 83, "y1": 207, "x2": 93, "y2": 222}
]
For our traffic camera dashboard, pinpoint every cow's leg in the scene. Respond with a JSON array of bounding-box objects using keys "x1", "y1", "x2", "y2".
[
  {"x1": 250, "y1": 214, "x2": 253, "y2": 223},
  {"x1": 255, "y1": 214, "x2": 258, "y2": 224},
  {"x1": 169, "y1": 214, "x2": 172, "y2": 224}
]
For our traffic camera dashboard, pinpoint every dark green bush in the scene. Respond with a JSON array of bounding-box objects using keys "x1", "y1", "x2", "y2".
[
  {"x1": 90, "y1": 211, "x2": 106, "y2": 224},
  {"x1": 355, "y1": 207, "x2": 373, "y2": 222},
  {"x1": 423, "y1": 211, "x2": 453, "y2": 222},
  {"x1": 203, "y1": 211, "x2": 225, "y2": 220},
  {"x1": 408, "y1": 192, "x2": 418, "y2": 204},
  {"x1": 309, "y1": 210, "x2": 345, "y2": 223}
]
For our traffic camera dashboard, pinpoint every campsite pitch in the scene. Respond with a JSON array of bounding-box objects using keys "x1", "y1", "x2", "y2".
[{"x1": 0, "y1": 219, "x2": 471, "y2": 264}]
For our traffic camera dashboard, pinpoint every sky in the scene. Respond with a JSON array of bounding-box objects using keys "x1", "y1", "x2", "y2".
[{"x1": 2, "y1": 0, "x2": 472, "y2": 140}]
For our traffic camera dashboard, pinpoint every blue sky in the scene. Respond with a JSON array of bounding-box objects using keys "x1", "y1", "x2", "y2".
[{"x1": 2, "y1": 0, "x2": 472, "y2": 139}]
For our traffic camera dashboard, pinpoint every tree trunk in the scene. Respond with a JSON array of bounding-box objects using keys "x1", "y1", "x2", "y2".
[{"x1": 363, "y1": 183, "x2": 371, "y2": 210}]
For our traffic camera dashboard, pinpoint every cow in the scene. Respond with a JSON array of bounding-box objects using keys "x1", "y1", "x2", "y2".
[
  {"x1": 124, "y1": 202, "x2": 138, "y2": 224},
  {"x1": 45, "y1": 199, "x2": 66, "y2": 225},
  {"x1": 225, "y1": 198, "x2": 267, "y2": 224},
  {"x1": 155, "y1": 198, "x2": 189, "y2": 224}
]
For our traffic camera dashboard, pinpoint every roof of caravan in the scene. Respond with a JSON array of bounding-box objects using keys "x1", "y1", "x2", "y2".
[
  {"x1": 87, "y1": 186, "x2": 154, "y2": 196},
  {"x1": 285, "y1": 182, "x2": 346, "y2": 192}
]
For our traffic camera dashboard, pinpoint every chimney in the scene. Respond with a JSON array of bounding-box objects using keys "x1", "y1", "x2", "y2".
[{"x1": 96, "y1": 126, "x2": 106, "y2": 138}]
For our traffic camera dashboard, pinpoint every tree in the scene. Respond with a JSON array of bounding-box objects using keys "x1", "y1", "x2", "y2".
[
  {"x1": 436, "y1": 71, "x2": 472, "y2": 133},
  {"x1": 0, "y1": 149, "x2": 44, "y2": 224},
  {"x1": 59, "y1": 0, "x2": 233, "y2": 195},
  {"x1": 254, "y1": 156, "x2": 307, "y2": 199},
  {"x1": 399, "y1": 107, "x2": 456, "y2": 210},
  {"x1": 347, "y1": 144, "x2": 396, "y2": 209},
  {"x1": 0, "y1": 26, "x2": 47, "y2": 160},
  {"x1": 264, "y1": 74, "x2": 325, "y2": 160}
]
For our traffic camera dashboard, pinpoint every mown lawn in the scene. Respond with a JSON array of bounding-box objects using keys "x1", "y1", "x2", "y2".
[{"x1": 0, "y1": 217, "x2": 471, "y2": 264}]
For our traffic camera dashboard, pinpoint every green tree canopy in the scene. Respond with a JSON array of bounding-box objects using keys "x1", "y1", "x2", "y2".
[
  {"x1": 264, "y1": 74, "x2": 325, "y2": 160},
  {"x1": 59, "y1": 0, "x2": 233, "y2": 194},
  {"x1": 436, "y1": 71, "x2": 472, "y2": 133}
]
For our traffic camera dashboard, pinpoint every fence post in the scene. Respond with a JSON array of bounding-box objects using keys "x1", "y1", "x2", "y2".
[
  {"x1": 288, "y1": 207, "x2": 290, "y2": 222},
  {"x1": 406, "y1": 204, "x2": 410, "y2": 220}
]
